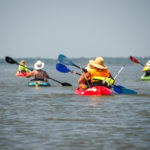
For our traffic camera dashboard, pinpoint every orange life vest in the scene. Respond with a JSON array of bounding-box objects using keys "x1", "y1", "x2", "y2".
[{"x1": 90, "y1": 68, "x2": 110, "y2": 80}]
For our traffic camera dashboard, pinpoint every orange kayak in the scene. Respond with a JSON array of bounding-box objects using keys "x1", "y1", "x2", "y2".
[{"x1": 16, "y1": 72, "x2": 27, "y2": 77}]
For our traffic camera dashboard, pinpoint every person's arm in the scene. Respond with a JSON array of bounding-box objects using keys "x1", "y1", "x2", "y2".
[
  {"x1": 24, "y1": 65, "x2": 29, "y2": 72},
  {"x1": 143, "y1": 66, "x2": 149, "y2": 72},
  {"x1": 45, "y1": 72, "x2": 50, "y2": 79},
  {"x1": 26, "y1": 71, "x2": 35, "y2": 78},
  {"x1": 78, "y1": 72, "x2": 91, "y2": 84}
]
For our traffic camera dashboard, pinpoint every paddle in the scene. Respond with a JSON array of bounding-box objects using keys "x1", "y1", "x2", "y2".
[
  {"x1": 130, "y1": 56, "x2": 144, "y2": 66},
  {"x1": 56, "y1": 59, "x2": 137, "y2": 94},
  {"x1": 5, "y1": 56, "x2": 33, "y2": 70},
  {"x1": 5, "y1": 56, "x2": 72, "y2": 86},
  {"x1": 111, "y1": 65, "x2": 137, "y2": 94}
]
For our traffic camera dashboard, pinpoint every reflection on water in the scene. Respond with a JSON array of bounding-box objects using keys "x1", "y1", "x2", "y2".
[{"x1": 0, "y1": 59, "x2": 150, "y2": 150}]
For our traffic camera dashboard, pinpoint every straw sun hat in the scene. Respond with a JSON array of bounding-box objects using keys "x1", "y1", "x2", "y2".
[
  {"x1": 87, "y1": 57, "x2": 107, "y2": 70},
  {"x1": 34, "y1": 60, "x2": 45, "y2": 70}
]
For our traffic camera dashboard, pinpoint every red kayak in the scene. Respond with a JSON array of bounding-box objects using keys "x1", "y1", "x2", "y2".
[
  {"x1": 16, "y1": 72, "x2": 27, "y2": 77},
  {"x1": 75, "y1": 86, "x2": 114, "y2": 96}
]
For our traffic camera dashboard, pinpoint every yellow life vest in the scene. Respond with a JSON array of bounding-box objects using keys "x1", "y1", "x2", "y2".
[
  {"x1": 91, "y1": 76, "x2": 114, "y2": 86},
  {"x1": 143, "y1": 66, "x2": 150, "y2": 72}
]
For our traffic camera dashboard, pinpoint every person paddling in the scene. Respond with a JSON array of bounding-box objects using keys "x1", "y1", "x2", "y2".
[
  {"x1": 78, "y1": 57, "x2": 114, "y2": 89},
  {"x1": 18, "y1": 60, "x2": 29, "y2": 73},
  {"x1": 26, "y1": 60, "x2": 50, "y2": 81},
  {"x1": 142, "y1": 60, "x2": 150, "y2": 76}
]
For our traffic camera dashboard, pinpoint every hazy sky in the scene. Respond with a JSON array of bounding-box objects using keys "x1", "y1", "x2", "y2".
[{"x1": 0, "y1": 0, "x2": 150, "y2": 58}]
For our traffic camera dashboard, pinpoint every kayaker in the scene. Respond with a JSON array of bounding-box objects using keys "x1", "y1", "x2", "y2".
[
  {"x1": 18, "y1": 60, "x2": 29, "y2": 73},
  {"x1": 142, "y1": 60, "x2": 150, "y2": 76},
  {"x1": 78, "y1": 57, "x2": 114, "y2": 89},
  {"x1": 26, "y1": 60, "x2": 50, "y2": 81}
]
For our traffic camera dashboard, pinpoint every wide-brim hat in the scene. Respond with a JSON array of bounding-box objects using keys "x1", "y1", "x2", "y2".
[
  {"x1": 146, "y1": 60, "x2": 150, "y2": 66},
  {"x1": 34, "y1": 60, "x2": 44, "y2": 70},
  {"x1": 85, "y1": 63, "x2": 91, "y2": 71},
  {"x1": 89, "y1": 57, "x2": 107, "y2": 69}
]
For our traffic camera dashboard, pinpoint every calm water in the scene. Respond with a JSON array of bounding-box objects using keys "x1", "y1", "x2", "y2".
[{"x1": 0, "y1": 57, "x2": 150, "y2": 150}]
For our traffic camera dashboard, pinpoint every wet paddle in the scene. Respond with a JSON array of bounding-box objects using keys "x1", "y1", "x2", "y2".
[
  {"x1": 130, "y1": 56, "x2": 144, "y2": 66},
  {"x1": 112, "y1": 65, "x2": 137, "y2": 94},
  {"x1": 113, "y1": 85, "x2": 137, "y2": 94}
]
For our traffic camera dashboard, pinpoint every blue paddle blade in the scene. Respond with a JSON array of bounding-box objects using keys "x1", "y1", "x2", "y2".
[
  {"x1": 56, "y1": 63, "x2": 71, "y2": 73},
  {"x1": 121, "y1": 88, "x2": 137, "y2": 94},
  {"x1": 58, "y1": 54, "x2": 75, "y2": 66},
  {"x1": 112, "y1": 85, "x2": 123, "y2": 94},
  {"x1": 116, "y1": 85, "x2": 137, "y2": 94},
  {"x1": 113, "y1": 85, "x2": 137, "y2": 94}
]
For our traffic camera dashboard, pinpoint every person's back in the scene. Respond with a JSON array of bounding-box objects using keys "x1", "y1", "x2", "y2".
[
  {"x1": 78, "y1": 57, "x2": 114, "y2": 89},
  {"x1": 142, "y1": 60, "x2": 150, "y2": 76},
  {"x1": 90, "y1": 68, "x2": 110, "y2": 79},
  {"x1": 18, "y1": 60, "x2": 29, "y2": 73},
  {"x1": 26, "y1": 60, "x2": 50, "y2": 81},
  {"x1": 28, "y1": 69, "x2": 49, "y2": 81}
]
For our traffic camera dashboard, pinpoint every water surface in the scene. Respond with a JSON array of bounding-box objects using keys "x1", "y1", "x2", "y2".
[{"x1": 0, "y1": 58, "x2": 150, "y2": 150}]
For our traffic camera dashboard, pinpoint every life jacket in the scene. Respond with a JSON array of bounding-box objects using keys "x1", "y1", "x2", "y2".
[
  {"x1": 143, "y1": 66, "x2": 150, "y2": 72},
  {"x1": 18, "y1": 65, "x2": 29, "y2": 72},
  {"x1": 91, "y1": 76, "x2": 114, "y2": 86},
  {"x1": 90, "y1": 69, "x2": 114, "y2": 86},
  {"x1": 90, "y1": 68, "x2": 110, "y2": 78}
]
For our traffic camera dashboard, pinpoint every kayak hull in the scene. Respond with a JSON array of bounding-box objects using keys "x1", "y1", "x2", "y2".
[
  {"x1": 75, "y1": 86, "x2": 113, "y2": 96},
  {"x1": 16, "y1": 72, "x2": 27, "y2": 77},
  {"x1": 28, "y1": 81, "x2": 51, "y2": 87},
  {"x1": 141, "y1": 74, "x2": 150, "y2": 80}
]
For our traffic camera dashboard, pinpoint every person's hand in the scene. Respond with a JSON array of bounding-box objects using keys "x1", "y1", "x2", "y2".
[
  {"x1": 80, "y1": 84, "x2": 87, "y2": 90},
  {"x1": 82, "y1": 68, "x2": 88, "y2": 73},
  {"x1": 30, "y1": 68, "x2": 34, "y2": 71}
]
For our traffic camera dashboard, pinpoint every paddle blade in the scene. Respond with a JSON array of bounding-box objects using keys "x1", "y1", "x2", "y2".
[
  {"x1": 130, "y1": 56, "x2": 144, "y2": 66},
  {"x1": 130, "y1": 56, "x2": 139, "y2": 64},
  {"x1": 61, "y1": 82, "x2": 72, "y2": 86},
  {"x1": 58, "y1": 54, "x2": 75, "y2": 66},
  {"x1": 112, "y1": 85, "x2": 123, "y2": 94},
  {"x1": 113, "y1": 85, "x2": 137, "y2": 94},
  {"x1": 5, "y1": 56, "x2": 19, "y2": 65},
  {"x1": 121, "y1": 88, "x2": 137, "y2": 94},
  {"x1": 117, "y1": 85, "x2": 137, "y2": 94},
  {"x1": 56, "y1": 63, "x2": 71, "y2": 73}
]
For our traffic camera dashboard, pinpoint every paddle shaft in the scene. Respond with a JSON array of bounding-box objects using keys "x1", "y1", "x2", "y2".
[
  {"x1": 138, "y1": 62, "x2": 144, "y2": 66},
  {"x1": 48, "y1": 77, "x2": 72, "y2": 86},
  {"x1": 48, "y1": 77, "x2": 63, "y2": 84},
  {"x1": 114, "y1": 65, "x2": 125, "y2": 80},
  {"x1": 71, "y1": 71, "x2": 81, "y2": 76}
]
